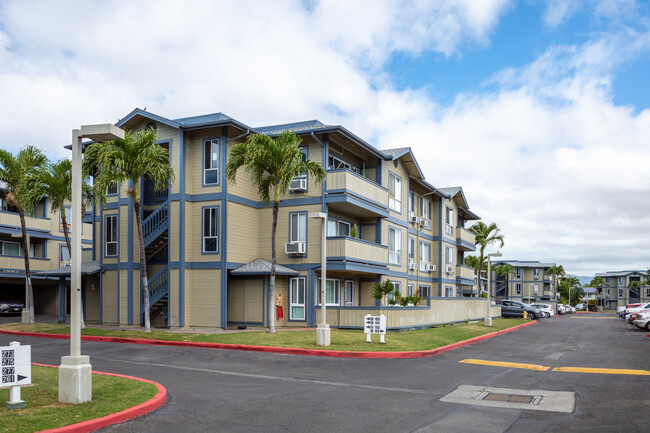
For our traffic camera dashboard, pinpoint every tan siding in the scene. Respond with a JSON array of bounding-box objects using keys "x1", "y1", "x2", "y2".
[
  {"x1": 187, "y1": 269, "x2": 221, "y2": 327},
  {"x1": 102, "y1": 270, "x2": 118, "y2": 324},
  {"x1": 186, "y1": 201, "x2": 222, "y2": 263},
  {"x1": 85, "y1": 275, "x2": 101, "y2": 322},
  {"x1": 169, "y1": 268, "x2": 179, "y2": 327},
  {"x1": 227, "y1": 202, "x2": 259, "y2": 263},
  {"x1": 119, "y1": 270, "x2": 128, "y2": 324},
  {"x1": 169, "y1": 202, "x2": 180, "y2": 262}
]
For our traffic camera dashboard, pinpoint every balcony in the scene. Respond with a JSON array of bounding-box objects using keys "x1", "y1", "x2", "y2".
[
  {"x1": 0, "y1": 256, "x2": 50, "y2": 272},
  {"x1": 326, "y1": 237, "x2": 387, "y2": 267},
  {"x1": 457, "y1": 264, "x2": 477, "y2": 285},
  {"x1": 326, "y1": 170, "x2": 388, "y2": 218},
  {"x1": 456, "y1": 227, "x2": 476, "y2": 251},
  {"x1": 0, "y1": 211, "x2": 51, "y2": 233}
]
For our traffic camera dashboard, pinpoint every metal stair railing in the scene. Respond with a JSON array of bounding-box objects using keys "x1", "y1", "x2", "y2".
[
  {"x1": 143, "y1": 202, "x2": 168, "y2": 247},
  {"x1": 146, "y1": 265, "x2": 169, "y2": 306}
]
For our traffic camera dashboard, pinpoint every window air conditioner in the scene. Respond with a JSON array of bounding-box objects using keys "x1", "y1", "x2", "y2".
[
  {"x1": 289, "y1": 178, "x2": 307, "y2": 192},
  {"x1": 408, "y1": 259, "x2": 417, "y2": 270},
  {"x1": 284, "y1": 241, "x2": 306, "y2": 255},
  {"x1": 427, "y1": 264, "x2": 437, "y2": 272},
  {"x1": 408, "y1": 212, "x2": 419, "y2": 224},
  {"x1": 420, "y1": 218, "x2": 430, "y2": 229},
  {"x1": 445, "y1": 264, "x2": 454, "y2": 274},
  {"x1": 445, "y1": 224, "x2": 453, "y2": 235}
]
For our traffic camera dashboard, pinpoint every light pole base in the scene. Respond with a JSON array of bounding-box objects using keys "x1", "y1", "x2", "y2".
[
  {"x1": 21, "y1": 309, "x2": 30, "y2": 324},
  {"x1": 59, "y1": 356, "x2": 92, "y2": 404},
  {"x1": 316, "y1": 324, "x2": 331, "y2": 346},
  {"x1": 484, "y1": 317, "x2": 493, "y2": 327}
]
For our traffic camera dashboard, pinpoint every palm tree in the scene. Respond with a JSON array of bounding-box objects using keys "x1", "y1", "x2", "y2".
[
  {"x1": 227, "y1": 131, "x2": 325, "y2": 333},
  {"x1": 31, "y1": 158, "x2": 92, "y2": 327},
  {"x1": 83, "y1": 128, "x2": 174, "y2": 332},
  {"x1": 464, "y1": 255, "x2": 486, "y2": 295},
  {"x1": 547, "y1": 264, "x2": 565, "y2": 300},
  {"x1": 0, "y1": 146, "x2": 47, "y2": 325},
  {"x1": 494, "y1": 263, "x2": 515, "y2": 298},
  {"x1": 468, "y1": 222, "x2": 504, "y2": 292}
]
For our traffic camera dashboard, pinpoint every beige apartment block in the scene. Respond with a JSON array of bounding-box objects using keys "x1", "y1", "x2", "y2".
[
  {"x1": 595, "y1": 270, "x2": 649, "y2": 309},
  {"x1": 491, "y1": 260, "x2": 556, "y2": 306}
]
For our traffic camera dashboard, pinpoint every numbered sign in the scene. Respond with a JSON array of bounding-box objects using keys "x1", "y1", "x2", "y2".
[
  {"x1": 364, "y1": 314, "x2": 387, "y2": 343},
  {"x1": 1, "y1": 344, "x2": 31, "y2": 388}
]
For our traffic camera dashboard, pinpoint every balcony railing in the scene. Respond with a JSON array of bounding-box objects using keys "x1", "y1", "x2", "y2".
[
  {"x1": 456, "y1": 226, "x2": 475, "y2": 249},
  {"x1": 457, "y1": 264, "x2": 476, "y2": 283},
  {"x1": 326, "y1": 237, "x2": 387, "y2": 266},
  {"x1": 0, "y1": 211, "x2": 51, "y2": 232},
  {"x1": 326, "y1": 170, "x2": 388, "y2": 207}
]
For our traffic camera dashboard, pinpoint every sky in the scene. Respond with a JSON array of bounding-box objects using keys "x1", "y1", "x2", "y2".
[{"x1": 1, "y1": 0, "x2": 649, "y2": 277}]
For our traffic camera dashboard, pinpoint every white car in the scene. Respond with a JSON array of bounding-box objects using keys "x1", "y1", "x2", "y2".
[
  {"x1": 624, "y1": 303, "x2": 650, "y2": 323},
  {"x1": 632, "y1": 311, "x2": 650, "y2": 330},
  {"x1": 530, "y1": 303, "x2": 554, "y2": 318}
]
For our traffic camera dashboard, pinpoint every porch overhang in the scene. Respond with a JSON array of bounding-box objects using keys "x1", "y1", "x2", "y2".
[{"x1": 231, "y1": 258, "x2": 299, "y2": 276}]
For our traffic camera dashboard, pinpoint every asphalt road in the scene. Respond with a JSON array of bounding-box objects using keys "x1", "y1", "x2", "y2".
[{"x1": 1, "y1": 312, "x2": 648, "y2": 433}]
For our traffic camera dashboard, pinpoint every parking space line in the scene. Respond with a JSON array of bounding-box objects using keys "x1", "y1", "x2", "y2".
[
  {"x1": 569, "y1": 317, "x2": 617, "y2": 319},
  {"x1": 552, "y1": 367, "x2": 650, "y2": 376},
  {"x1": 460, "y1": 359, "x2": 550, "y2": 371}
]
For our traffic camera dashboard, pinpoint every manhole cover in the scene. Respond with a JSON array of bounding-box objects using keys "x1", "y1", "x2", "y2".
[{"x1": 440, "y1": 385, "x2": 574, "y2": 413}]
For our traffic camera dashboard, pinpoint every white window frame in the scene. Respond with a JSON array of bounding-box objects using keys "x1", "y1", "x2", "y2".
[
  {"x1": 516, "y1": 268, "x2": 522, "y2": 279},
  {"x1": 445, "y1": 206, "x2": 454, "y2": 235},
  {"x1": 203, "y1": 207, "x2": 219, "y2": 253},
  {"x1": 388, "y1": 173, "x2": 401, "y2": 212},
  {"x1": 1, "y1": 240, "x2": 20, "y2": 257},
  {"x1": 534, "y1": 269, "x2": 540, "y2": 278},
  {"x1": 388, "y1": 281, "x2": 402, "y2": 302},
  {"x1": 0, "y1": 197, "x2": 7, "y2": 212},
  {"x1": 445, "y1": 246, "x2": 454, "y2": 266},
  {"x1": 515, "y1": 283, "x2": 522, "y2": 295},
  {"x1": 445, "y1": 286, "x2": 454, "y2": 297},
  {"x1": 344, "y1": 280, "x2": 354, "y2": 306},
  {"x1": 419, "y1": 285, "x2": 430, "y2": 297},
  {"x1": 290, "y1": 212, "x2": 307, "y2": 243},
  {"x1": 59, "y1": 243, "x2": 70, "y2": 264},
  {"x1": 618, "y1": 288, "x2": 624, "y2": 297},
  {"x1": 107, "y1": 182, "x2": 118, "y2": 195},
  {"x1": 318, "y1": 278, "x2": 340, "y2": 306},
  {"x1": 204, "y1": 139, "x2": 219, "y2": 185},
  {"x1": 289, "y1": 277, "x2": 306, "y2": 320},
  {"x1": 105, "y1": 214, "x2": 118, "y2": 257},
  {"x1": 533, "y1": 284, "x2": 539, "y2": 295},
  {"x1": 646, "y1": 287, "x2": 650, "y2": 297},
  {"x1": 419, "y1": 240, "x2": 431, "y2": 271},
  {"x1": 327, "y1": 217, "x2": 350, "y2": 237},
  {"x1": 408, "y1": 191, "x2": 416, "y2": 215},
  {"x1": 407, "y1": 283, "x2": 415, "y2": 297},
  {"x1": 388, "y1": 227, "x2": 402, "y2": 266},
  {"x1": 419, "y1": 196, "x2": 431, "y2": 221},
  {"x1": 60, "y1": 205, "x2": 71, "y2": 233},
  {"x1": 408, "y1": 237, "x2": 415, "y2": 260},
  {"x1": 328, "y1": 154, "x2": 360, "y2": 173}
]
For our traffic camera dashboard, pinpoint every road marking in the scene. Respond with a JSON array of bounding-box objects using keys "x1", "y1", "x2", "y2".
[
  {"x1": 570, "y1": 317, "x2": 617, "y2": 319},
  {"x1": 552, "y1": 367, "x2": 650, "y2": 376},
  {"x1": 460, "y1": 359, "x2": 550, "y2": 371}
]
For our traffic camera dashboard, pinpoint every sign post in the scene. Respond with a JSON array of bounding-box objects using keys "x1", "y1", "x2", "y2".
[
  {"x1": 363, "y1": 314, "x2": 387, "y2": 343},
  {"x1": 1, "y1": 341, "x2": 31, "y2": 410}
]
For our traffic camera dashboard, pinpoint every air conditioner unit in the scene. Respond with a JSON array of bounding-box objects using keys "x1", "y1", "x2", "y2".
[
  {"x1": 408, "y1": 212, "x2": 419, "y2": 224},
  {"x1": 534, "y1": 275, "x2": 539, "y2": 280},
  {"x1": 445, "y1": 224, "x2": 453, "y2": 235},
  {"x1": 427, "y1": 264, "x2": 437, "y2": 272},
  {"x1": 61, "y1": 261, "x2": 71, "y2": 267},
  {"x1": 420, "y1": 218, "x2": 430, "y2": 229},
  {"x1": 284, "y1": 241, "x2": 306, "y2": 255},
  {"x1": 408, "y1": 259, "x2": 417, "y2": 270},
  {"x1": 445, "y1": 264, "x2": 454, "y2": 274},
  {"x1": 289, "y1": 178, "x2": 307, "y2": 192}
]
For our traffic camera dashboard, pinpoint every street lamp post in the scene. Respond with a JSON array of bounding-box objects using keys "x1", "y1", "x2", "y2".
[
  {"x1": 59, "y1": 124, "x2": 124, "y2": 404},
  {"x1": 485, "y1": 251, "x2": 502, "y2": 326},
  {"x1": 309, "y1": 212, "x2": 330, "y2": 346}
]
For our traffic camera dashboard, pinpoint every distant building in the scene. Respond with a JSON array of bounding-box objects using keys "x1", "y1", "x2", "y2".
[
  {"x1": 491, "y1": 260, "x2": 556, "y2": 304},
  {"x1": 594, "y1": 270, "x2": 649, "y2": 309}
]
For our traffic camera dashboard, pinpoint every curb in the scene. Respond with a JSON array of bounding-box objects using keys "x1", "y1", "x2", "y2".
[
  {"x1": 33, "y1": 363, "x2": 167, "y2": 433},
  {"x1": 0, "y1": 320, "x2": 537, "y2": 359}
]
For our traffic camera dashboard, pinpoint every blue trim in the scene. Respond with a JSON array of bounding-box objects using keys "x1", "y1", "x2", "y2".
[
  {"x1": 325, "y1": 191, "x2": 389, "y2": 217},
  {"x1": 179, "y1": 129, "x2": 186, "y2": 327},
  {"x1": 288, "y1": 210, "x2": 308, "y2": 257},
  {"x1": 200, "y1": 205, "x2": 220, "y2": 254},
  {"x1": 99, "y1": 267, "x2": 103, "y2": 323},
  {"x1": 220, "y1": 126, "x2": 228, "y2": 329},
  {"x1": 202, "y1": 136, "x2": 221, "y2": 187},
  {"x1": 103, "y1": 213, "x2": 119, "y2": 258},
  {"x1": 322, "y1": 134, "x2": 328, "y2": 214},
  {"x1": 127, "y1": 184, "x2": 134, "y2": 325},
  {"x1": 106, "y1": 181, "x2": 119, "y2": 197}
]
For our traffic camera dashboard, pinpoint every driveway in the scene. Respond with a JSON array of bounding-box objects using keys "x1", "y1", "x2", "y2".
[{"x1": 1, "y1": 312, "x2": 648, "y2": 432}]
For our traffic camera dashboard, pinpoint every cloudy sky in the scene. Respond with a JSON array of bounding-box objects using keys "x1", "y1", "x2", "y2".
[{"x1": 1, "y1": 0, "x2": 649, "y2": 276}]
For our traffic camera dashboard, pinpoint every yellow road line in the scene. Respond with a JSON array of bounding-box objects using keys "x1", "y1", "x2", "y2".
[
  {"x1": 570, "y1": 317, "x2": 617, "y2": 319},
  {"x1": 552, "y1": 367, "x2": 650, "y2": 376},
  {"x1": 460, "y1": 359, "x2": 550, "y2": 371}
]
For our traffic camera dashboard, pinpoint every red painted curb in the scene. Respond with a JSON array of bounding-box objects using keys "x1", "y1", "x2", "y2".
[
  {"x1": 0, "y1": 320, "x2": 537, "y2": 359},
  {"x1": 30, "y1": 363, "x2": 166, "y2": 433}
]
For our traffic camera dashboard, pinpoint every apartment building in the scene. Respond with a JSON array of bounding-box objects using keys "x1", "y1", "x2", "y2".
[
  {"x1": 0, "y1": 183, "x2": 93, "y2": 317},
  {"x1": 492, "y1": 260, "x2": 556, "y2": 304},
  {"x1": 594, "y1": 270, "x2": 649, "y2": 309},
  {"x1": 84, "y1": 108, "x2": 496, "y2": 330}
]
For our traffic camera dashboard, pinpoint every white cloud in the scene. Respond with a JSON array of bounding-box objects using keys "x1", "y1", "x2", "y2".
[{"x1": 0, "y1": 0, "x2": 649, "y2": 274}]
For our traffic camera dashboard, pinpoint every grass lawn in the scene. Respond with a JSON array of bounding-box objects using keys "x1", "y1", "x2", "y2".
[
  {"x1": 0, "y1": 318, "x2": 527, "y2": 352},
  {"x1": 0, "y1": 366, "x2": 158, "y2": 433}
]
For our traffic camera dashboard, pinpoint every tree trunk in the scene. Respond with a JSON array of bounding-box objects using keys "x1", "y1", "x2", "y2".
[
  {"x1": 18, "y1": 210, "x2": 34, "y2": 325},
  {"x1": 134, "y1": 199, "x2": 151, "y2": 332},
  {"x1": 268, "y1": 201, "x2": 279, "y2": 334},
  {"x1": 61, "y1": 212, "x2": 85, "y2": 329}
]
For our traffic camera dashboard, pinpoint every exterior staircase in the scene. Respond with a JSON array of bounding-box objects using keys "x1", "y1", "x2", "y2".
[{"x1": 141, "y1": 201, "x2": 169, "y2": 327}]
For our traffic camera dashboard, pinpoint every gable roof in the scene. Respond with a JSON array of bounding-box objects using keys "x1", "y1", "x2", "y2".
[
  {"x1": 35, "y1": 261, "x2": 102, "y2": 277},
  {"x1": 231, "y1": 258, "x2": 299, "y2": 276},
  {"x1": 382, "y1": 147, "x2": 424, "y2": 179}
]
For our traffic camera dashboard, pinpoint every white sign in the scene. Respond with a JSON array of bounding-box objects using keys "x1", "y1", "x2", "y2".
[
  {"x1": 364, "y1": 314, "x2": 387, "y2": 343},
  {"x1": 1, "y1": 343, "x2": 31, "y2": 388}
]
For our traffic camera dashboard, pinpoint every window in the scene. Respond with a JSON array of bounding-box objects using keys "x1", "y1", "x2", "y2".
[
  {"x1": 646, "y1": 288, "x2": 650, "y2": 297},
  {"x1": 516, "y1": 268, "x2": 522, "y2": 279},
  {"x1": 0, "y1": 196, "x2": 8, "y2": 211},
  {"x1": 408, "y1": 191, "x2": 416, "y2": 215},
  {"x1": 1, "y1": 240, "x2": 20, "y2": 256},
  {"x1": 533, "y1": 284, "x2": 539, "y2": 295},
  {"x1": 445, "y1": 286, "x2": 454, "y2": 297},
  {"x1": 534, "y1": 269, "x2": 540, "y2": 279},
  {"x1": 107, "y1": 182, "x2": 118, "y2": 195},
  {"x1": 388, "y1": 173, "x2": 401, "y2": 212},
  {"x1": 60, "y1": 205, "x2": 71, "y2": 233},
  {"x1": 445, "y1": 207, "x2": 454, "y2": 235},
  {"x1": 407, "y1": 284, "x2": 415, "y2": 297},
  {"x1": 419, "y1": 197, "x2": 431, "y2": 222},
  {"x1": 204, "y1": 139, "x2": 219, "y2": 185},
  {"x1": 419, "y1": 285, "x2": 430, "y2": 297},
  {"x1": 408, "y1": 237, "x2": 415, "y2": 261},
  {"x1": 344, "y1": 280, "x2": 354, "y2": 306},
  {"x1": 105, "y1": 214, "x2": 117, "y2": 257},
  {"x1": 318, "y1": 278, "x2": 340, "y2": 306},
  {"x1": 60, "y1": 244, "x2": 70, "y2": 264},
  {"x1": 618, "y1": 288, "x2": 624, "y2": 297},
  {"x1": 328, "y1": 155, "x2": 360, "y2": 173},
  {"x1": 445, "y1": 246, "x2": 454, "y2": 266},
  {"x1": 388, "y1": 281, "x2": 401, "y2": 302},
  {"x1": 515, "y1": 283, "x2": 522, "y2": 295},
  {"x1": 419, "y1": 241, "x2": 431, "y2": 271},
  {"x1": 388, "y1": 227, "x2": 402, "y2": 265},
  {"x1": 290, "y1": 213, "x2": 307, "y2": 243},
  {"x1": 289, "y1": 277, "x2": 306, "y2": 320},
  {"x1": 327, "y1": 217, "x2": 350, "y2": 237},
  {"x1": 203, "y1": 207, "x2": 219, "y2": 252}
]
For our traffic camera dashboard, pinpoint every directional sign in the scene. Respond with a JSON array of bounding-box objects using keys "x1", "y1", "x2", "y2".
[
  {"x1": 363, "y1": 314, "x2": 386, "y2": 334},
  {"x1": 0, "y1": 344, "x2": 31, "y2": 388}
]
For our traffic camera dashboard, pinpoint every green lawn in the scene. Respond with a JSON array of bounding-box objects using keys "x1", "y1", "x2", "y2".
[
  {"x1": 0, "y1": 366, "x2": 158, "y2": 433},
  {"x1": 0, "y1": 318, "x2": 526, "y2": 352}
]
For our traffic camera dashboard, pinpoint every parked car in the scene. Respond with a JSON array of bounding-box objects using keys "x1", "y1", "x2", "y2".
[
  {"x1": 498, "y1": 300, "x2": 543, "y2": 319},
  {"x1": 0, "y1": 293, "x2": 24, "y2": 315},
  {"x1": 530, "y1": 303, "x2": 554, "y2": 318},
  {"x1": 587, "y1": 304, "x2": 598, "y2": 312},
  {"x1": 632, "y1": 311, "x2": 650, "y2": 330},
  {"x1": 628, "y1": 309, "x2": 649, "y2": 323},
  {"x1": 575, "y1": 303, "x2": 585, "y2": 311},
  {"x1": 624, "y1": 303, "x2": 650, "y2": 323},
  {"x1": 557, "y1": 304, "x2": 567, "y2": 314},
  {"x1": 620, "y1": 303, "x2": 642, "y2": 318}
]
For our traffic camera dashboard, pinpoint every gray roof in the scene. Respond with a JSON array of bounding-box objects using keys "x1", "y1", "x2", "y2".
[
  {"x1": 437, "y1": 187, "x2": 462, "y2": 197},
  {"x1": 495, "y1": 260, "x2": 556, "y2": 268},
  {"x1": 231, "y1": 259, "x2": 299, "y2": 276},
  {"x1": 34, "y1": 261, "x2": 102, "y2": 277},
  {"x1": 381, "y1": 147, "x2": 410, "y2": 158}
]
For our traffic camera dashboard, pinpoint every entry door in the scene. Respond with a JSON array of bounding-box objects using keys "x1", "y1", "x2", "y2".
[{"x1": 344, "y1": 280, "x2": 354, "y2": 306}]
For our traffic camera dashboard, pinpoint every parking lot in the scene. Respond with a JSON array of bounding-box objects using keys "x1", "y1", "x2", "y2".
[{"x1": 1, "y1": 312, "x2": 648, "y2": 432}]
